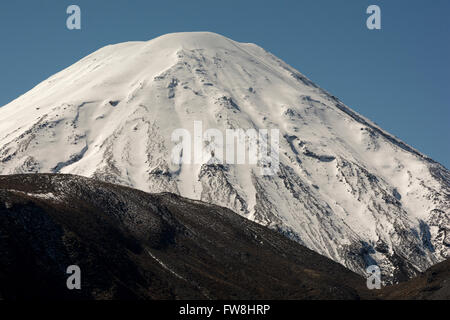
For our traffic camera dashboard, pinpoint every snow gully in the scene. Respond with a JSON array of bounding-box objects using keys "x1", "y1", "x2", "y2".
[{"x1": 171, "y1": 120, "x2": 280, "y2": 176}]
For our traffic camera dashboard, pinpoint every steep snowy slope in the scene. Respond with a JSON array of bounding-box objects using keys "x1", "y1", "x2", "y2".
[{"x1": 0, "y1": 32, "x2": 448, "y2": 283}]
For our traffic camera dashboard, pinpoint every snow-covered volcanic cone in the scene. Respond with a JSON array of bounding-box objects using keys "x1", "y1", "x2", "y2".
[{"x1": 0, "y1": 32, "x2": 448, "y2": 282}]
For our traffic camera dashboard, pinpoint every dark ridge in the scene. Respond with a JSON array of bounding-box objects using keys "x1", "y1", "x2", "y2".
[
  {"x1": 0, "y1": 173, "x2": 371, "y2": 300},
  {"x1": 378, "y1": 258, "x2": 450, "y2": 299}
]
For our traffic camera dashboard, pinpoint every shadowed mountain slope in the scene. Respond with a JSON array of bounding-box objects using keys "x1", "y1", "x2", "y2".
[
  {"x1": 378, "y1": 258, "x2": 450, "y2": 300},
  {"x1": 0, "y1": 173, "x2": 371, "y2": 300}
]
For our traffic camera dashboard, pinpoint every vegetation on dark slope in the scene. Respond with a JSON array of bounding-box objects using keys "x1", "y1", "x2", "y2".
[
  {"x1": 0, "y1": 174, "x2": 448, "y2": 300},
  {"x1": 0, "y1": 173, "x2": 370, "y2": 300},
  {"x1": 378, "y1": 258, "x2": 450, "y2": 300}
]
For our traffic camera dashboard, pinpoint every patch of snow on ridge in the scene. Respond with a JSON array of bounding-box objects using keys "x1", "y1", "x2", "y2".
[{"x1": 6, "y1": 189, "x2": 60, "y2": 201}]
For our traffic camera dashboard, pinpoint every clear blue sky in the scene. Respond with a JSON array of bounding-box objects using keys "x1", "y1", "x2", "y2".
[{"x1": 0, "y1": 0, "x2": 449, "y2": 168}]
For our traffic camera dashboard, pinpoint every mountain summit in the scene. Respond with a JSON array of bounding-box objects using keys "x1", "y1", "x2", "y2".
[{"x1": 0, "y1": 32, "x2": 448, "y2": 282}]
